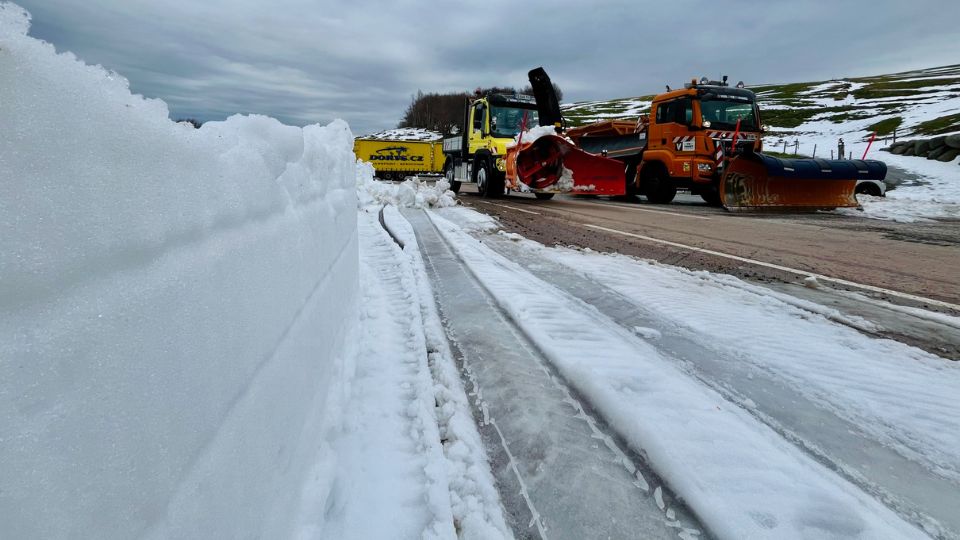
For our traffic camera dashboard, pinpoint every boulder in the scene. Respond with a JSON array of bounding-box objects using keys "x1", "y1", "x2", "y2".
[
  {"x1": 937, "y1": 148, "x2": 959, "y2": 162},
  {"x1": 914, "y1": 139, "x2": 930, "y2": 155},
  {"x1": 927, "y1": 146, "x2": 947, "y2": 160},
  {"x1": 888, "y1": 141, "x2": 909, "y2": 154},
  {"x1": 903, "y1": 146, "x2": 916, "y2": 156},
  {"x1": 929, "y1": 135, "x2": 947, "y2": 149},
  {"x1": 945, "y1": 134, "x2": 960, "y2": 150}
]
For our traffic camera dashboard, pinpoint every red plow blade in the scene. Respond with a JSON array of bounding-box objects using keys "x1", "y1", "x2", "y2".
[{"x1": 507, "y1": 135, "x2": 625, "y2": 196}]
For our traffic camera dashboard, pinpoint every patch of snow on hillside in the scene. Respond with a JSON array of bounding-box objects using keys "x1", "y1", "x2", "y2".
[{"x1": 361, "y1": 127, "x2": 443, "y2": 141}]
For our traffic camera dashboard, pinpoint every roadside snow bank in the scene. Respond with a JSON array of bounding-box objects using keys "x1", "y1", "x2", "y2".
[
  {"x1": 1, "y1": 5, "x2": 358, "y2": 539},
  {"x1": 847, "y1": 152, "x2": 960, "y2": 222}
]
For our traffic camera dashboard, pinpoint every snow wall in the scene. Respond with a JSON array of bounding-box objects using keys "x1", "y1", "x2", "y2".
[{"x1": 0, "y1": 4, "x2": 359, "y2": 538}]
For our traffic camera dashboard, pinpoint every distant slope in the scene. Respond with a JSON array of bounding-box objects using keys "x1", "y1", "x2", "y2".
[{"x1": 561, "y1": 65, "x2": 960, "y2": 144}]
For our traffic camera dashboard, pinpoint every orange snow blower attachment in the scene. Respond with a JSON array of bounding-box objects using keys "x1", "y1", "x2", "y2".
[
  {"x1": 506, "y1": 135, "x2": 626, "y2": 195},
  {"x1": 504, "y1": 66, "x2": 625, "y2": 196},
  {"x1": 720, "y1": 150, "x2": 887, "y2": 211}
]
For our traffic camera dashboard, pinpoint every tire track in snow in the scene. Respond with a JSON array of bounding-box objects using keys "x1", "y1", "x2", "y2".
[
  {"x1": 404, "y1": 208, "x2": 705, "y2": 540},
  {"x1": 483, "y1": 233, "x2": 960, "y2": 539}
]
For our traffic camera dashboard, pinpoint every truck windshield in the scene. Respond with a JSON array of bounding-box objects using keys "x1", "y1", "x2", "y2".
[
  {"x1": 490, "y1": 107, "x2": 539, "y2": 137},
  {"x1": 700, "y1": 99, "x2": 758, "y2": 130}
]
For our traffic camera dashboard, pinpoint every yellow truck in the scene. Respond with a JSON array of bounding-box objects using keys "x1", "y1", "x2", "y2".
[{"x1": 353, "y1": 138, "x2": 445, "y2": 180}]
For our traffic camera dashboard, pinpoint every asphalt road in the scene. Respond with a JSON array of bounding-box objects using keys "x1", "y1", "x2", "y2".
[{"x1": 456, "y1": 184, "x2": 960, "y2": 359}]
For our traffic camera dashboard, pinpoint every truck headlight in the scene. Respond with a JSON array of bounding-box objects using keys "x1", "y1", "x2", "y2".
[
  {"x1": 496, "y1": 157, "x2": 505, "y2": 171},
  {"x1": 697, "y1": 163, "x2": 712, "y2": 172}
]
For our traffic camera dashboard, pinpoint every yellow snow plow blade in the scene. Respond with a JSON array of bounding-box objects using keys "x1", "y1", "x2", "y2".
[{"x1": 720, "y1": 152, "x2": 887, "y2": 211}]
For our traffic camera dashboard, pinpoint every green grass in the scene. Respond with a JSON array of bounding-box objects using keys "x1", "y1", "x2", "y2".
[
  {"x1": 913, "y1": 113, "x2": 960, "y2": 135},
  {"x1": 851, "y1": 78, "x2": 960, "y2": 100},
  {"x1": 866, "y1": 117, "x2": 903, "y2": 135},
  {"x1": 760, "y1": 108, "x2": 821, "y2": 128},
  {"x1": 752, "y1": 81, "x2": 821, "y2": 100}
]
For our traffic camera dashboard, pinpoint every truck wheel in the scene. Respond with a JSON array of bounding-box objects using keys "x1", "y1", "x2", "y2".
[
  {"x1": 444, "y1": 162, "x2": 461, "y2": 194},
  {"x1": 855, "y1": 181, "x2": 883, "y2": 197},
  {"x1": 534, "y1": 192, "x2": 555, "y2": 200},
  {"x1": 477, "y1": 160, "x2": 504, "y2": 199},
  {"x1": 476, "y1": 161, "x2": 490, "y2": 196},
  {"x1": 699, "y1": 186, "x2": 722, "y2": 206},
  {"x1": 642, "y1": 165, "x2": 677, "y2": 204}
]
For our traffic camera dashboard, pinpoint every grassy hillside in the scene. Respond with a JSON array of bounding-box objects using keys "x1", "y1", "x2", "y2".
[{"x1": 561, "y1": 65, "x2": 960, "y2": 141}]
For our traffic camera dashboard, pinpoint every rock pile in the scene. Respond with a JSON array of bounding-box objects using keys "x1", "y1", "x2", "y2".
[{"x1": 884, "y1": 134, "x2": 960, "y2": 164}]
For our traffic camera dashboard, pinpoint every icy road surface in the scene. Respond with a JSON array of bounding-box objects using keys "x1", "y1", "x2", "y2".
[
  {"x1": 400, "y1": 209, "x2": 703, "y2": 539},
  {"x1": 385, "y1": 201, "x2": 952, "y2": 539}
]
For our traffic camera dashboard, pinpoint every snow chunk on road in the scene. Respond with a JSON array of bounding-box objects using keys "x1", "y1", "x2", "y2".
[{"x1": 357, "y1": 162, "x2": 457, "y2": 208}]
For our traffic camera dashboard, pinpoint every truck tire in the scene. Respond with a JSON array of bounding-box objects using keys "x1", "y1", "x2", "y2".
[
  {"x1": 534, "y1": 192, "x2": 555, "y2": 200},
  {"x1": 444, "y1": 161, "x2": 461, "y2": 194},
  {"x1": 699, "y1": 186, "x2": 722, "y2": 206},
  {"x1": 855, "y1": 181, "x2": 883, "y2": 197},
  {"x1": 641, "y1": 164, "x2": 677, "y2": 204},
  {"x1": 476, "y1": 159, "x2": 504, "y2": 199}
]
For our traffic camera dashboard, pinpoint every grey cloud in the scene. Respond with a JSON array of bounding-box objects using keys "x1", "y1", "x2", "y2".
[{"x1": 15, "y1": 0, "x2": 960, "y2": 135}]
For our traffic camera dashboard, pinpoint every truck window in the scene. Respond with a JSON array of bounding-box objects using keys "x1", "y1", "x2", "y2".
[
  {"x1": 700, "y1": 98, "x2": 758, "y2": 129},
  {"x1": 490, "y1": 107, "x2": 539, "y2": 138},
  {"x1": 655, "y1": 101, "x2": 672, "y2": 124},
  {"x1": 655, "y1": 100, "x2": 692, "y2": 126},
  {"x1": 473, "y1": 103, "x2": 486, "y2": 132},
  {"x1": 678, "y1": 99, "x2": 693, "y2": 124}
]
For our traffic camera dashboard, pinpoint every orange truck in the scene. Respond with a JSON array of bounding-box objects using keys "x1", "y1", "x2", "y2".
[{"x1": 508, "y1": 68, "x2": 888, "y2": 210}]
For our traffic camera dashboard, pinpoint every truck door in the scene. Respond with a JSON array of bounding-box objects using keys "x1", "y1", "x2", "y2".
[
  {"x1": 468, "y1": 101, "x2": 487, "y2": 154},
  {"x1": 652, "y1": 98, "x2": 694, "y2": 177}
]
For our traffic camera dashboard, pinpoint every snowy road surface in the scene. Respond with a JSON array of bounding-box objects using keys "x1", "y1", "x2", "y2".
[
  {"x1": 401, "y1": 208, "x2": 703, "y2": 539},
  {"x1": 355, "y1": 170, "x2": 956, "y2": 539}
]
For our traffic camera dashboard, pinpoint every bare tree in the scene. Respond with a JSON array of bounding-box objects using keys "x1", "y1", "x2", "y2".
[{"x1": 398, "y1": 82, "x2": 563, "y2": 135}]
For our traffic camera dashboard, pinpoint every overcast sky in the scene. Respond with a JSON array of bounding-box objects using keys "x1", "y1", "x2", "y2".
[{"x1": 15, "y1": 0, "x2": 960, "y2": 135}]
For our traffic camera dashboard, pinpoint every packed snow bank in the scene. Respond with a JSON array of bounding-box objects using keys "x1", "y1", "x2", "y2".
[
  {"x1": 319, "y1": 206, "x2": 511, "y2": 540},
  {"x1": 0, "y1": 4, "x2": 358, "y2": 539}
]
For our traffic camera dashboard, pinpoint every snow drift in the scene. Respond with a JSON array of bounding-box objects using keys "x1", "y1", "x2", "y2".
[{"x1": 0, "y1": 4, "x2": 358, "y2": 539}]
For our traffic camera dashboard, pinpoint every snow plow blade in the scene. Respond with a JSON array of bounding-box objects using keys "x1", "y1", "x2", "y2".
[
  {"x1": 720, "y1": 152, "x2": 887, "y2": 211},
  {"x1": 508, "y1": 135, "x2": 626, "y2": 196}
]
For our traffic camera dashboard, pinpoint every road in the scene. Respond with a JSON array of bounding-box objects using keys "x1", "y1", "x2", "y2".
[
  {"x1": 457, "y1": 186, "x2": 960, "y2": 359},
  {"x1": 393, "y1": 205, "x2": 957, "y2": 539},
  {"x1": 403, "y1": 209, "x2": 705, "y2": 539}
]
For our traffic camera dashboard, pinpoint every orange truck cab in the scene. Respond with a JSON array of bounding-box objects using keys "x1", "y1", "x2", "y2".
[
  {"x1": 640, "y1": 80, "x2": 762, "y2": 204},
  {"x1": 569, "y1": 78, "x2": 763, "y2": 204}
]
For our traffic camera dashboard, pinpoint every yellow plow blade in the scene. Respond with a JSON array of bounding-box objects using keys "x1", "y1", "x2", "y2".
[{"x1": 720, "y1": 152, "x2": 887, "y2": 212}]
